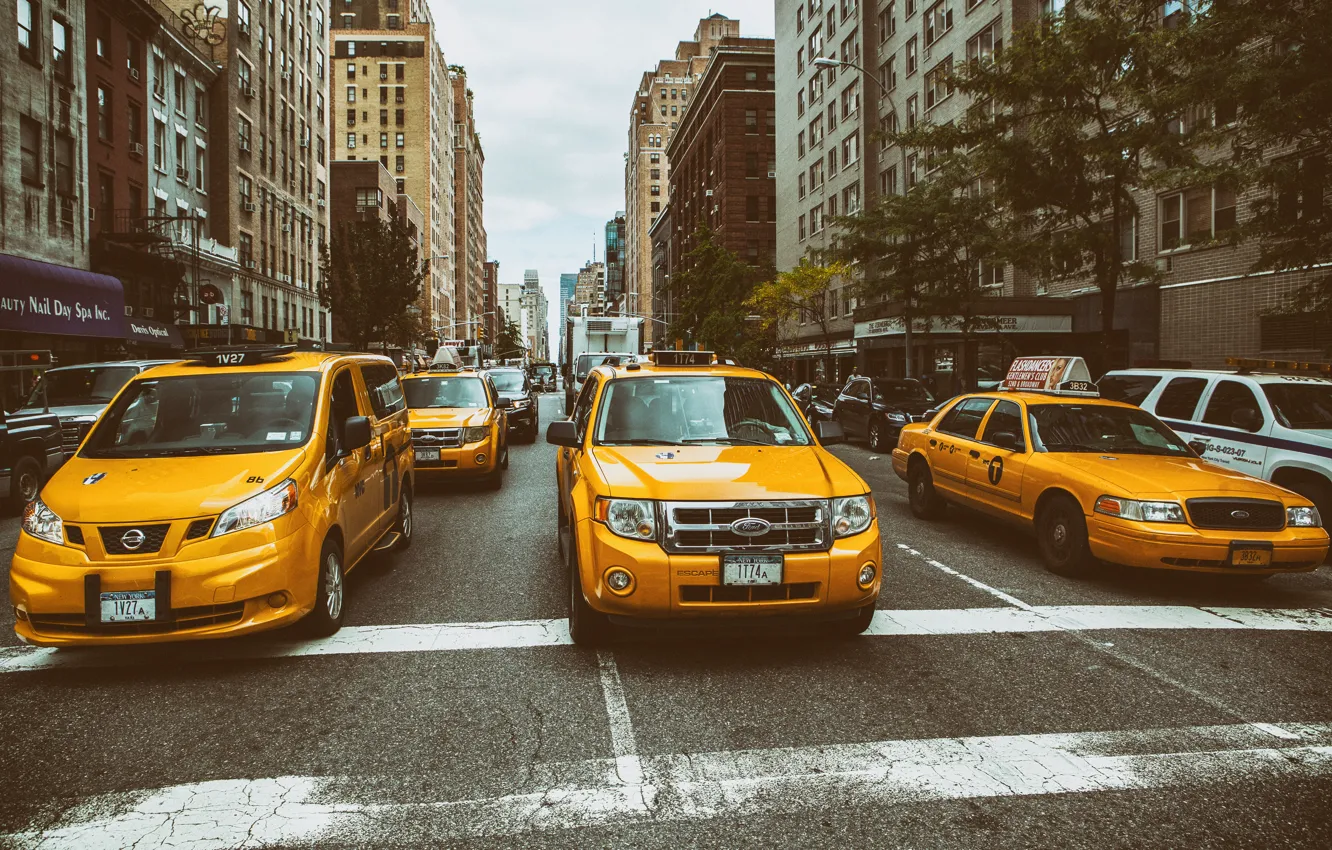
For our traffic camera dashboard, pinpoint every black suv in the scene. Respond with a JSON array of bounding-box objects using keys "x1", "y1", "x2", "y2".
[
  {"x1": 486, "y1": 367, "x2": 539, "y2": 442},
  {"x1": 832, "y1": 376, "x2": 935, "y2": 451}
]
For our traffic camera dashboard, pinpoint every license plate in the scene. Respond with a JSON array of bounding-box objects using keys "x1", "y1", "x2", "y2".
[
  {"x1": 721, "y1": 554, "x2": 783, "y2": 586},
  {"x1": 100, "y1": 590, "x2": 155, "y2": 623},
  {"x1": 1231, "y1": 547, "x2": 1272, "y2": 567},
  {"x1": 417, "y1": 448, "x2": 440, "y2": 462}
]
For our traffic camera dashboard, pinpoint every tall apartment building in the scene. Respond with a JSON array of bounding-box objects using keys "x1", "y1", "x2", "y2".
[
  {"x1": 482, "y1": 259, "x2": 499, "y2": 344},
  {"x1": 604, "y1": 212, "x2": 626, "y2": 313},
  {"x1": 452, "y1": 69, "x2": 486, "y2": 342},
  {"x1": 558, "y1": 272, "x2": 576, "y2": 364},
  {"x1": 575, "y1": 261, "x2": 605, "y2": 314},
  {"x1": 521, "y1": 269, "x2": 548, "y2": 361},
  {"x1": 329, "y1": 0, "x2": 457, "y2": 338},
  {"x1": 625, "y1": 13, "x2": 742, "y2": 348},
  {"x1": 498, "y1": 281, "x2": 522, "y2": 345}
]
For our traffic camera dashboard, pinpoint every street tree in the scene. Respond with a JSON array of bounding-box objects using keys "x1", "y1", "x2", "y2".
[
  {"x1": 318, "y1": 218, "x2": 425, "y2": 352},
  {"x1": 748, "y1": 259, "x2": 851, "y2": 382},
  {"x1": 493, "y1": 317, "x2": 526, "y2": 361},
  {"x1": 669, "y1": 222, "x2": 775, "y2": 365}
]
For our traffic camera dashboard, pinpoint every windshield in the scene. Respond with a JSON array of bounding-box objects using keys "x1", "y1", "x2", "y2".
[
  {"x1": 1263, "y1": 382, "x2": 1332, "y2": 430},
  {"x1": 488, "y1": 371, "x2": 526, "y2": 392},
  {"x1": 533, "y1": 365, "x2": 554, "y2": 379},
  {"x1": 575, "y1": 353, "x2": 631, "y2": 381},
  {"x1": 594, "y1": 376, "x2": 813, "y2": 446},
  {"x1": 80, "y1": 373, "x2": 319, "y2": 459},
  {"x1": 876, "y1": 380, "x2": 933, "y2": 403},
  {"x1": 403, "y1": 376, "x2": 490, "y2": 409},
  {"x1": 26, "y1": 366, "x2": 138, "y2": 408},
  {"x1": 1028, "y1": 404, "x2": 1192, "y2": 456}
]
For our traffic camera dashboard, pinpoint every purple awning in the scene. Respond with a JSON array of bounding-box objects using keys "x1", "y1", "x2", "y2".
[{"x1": 0, "y1": 252, "x2": 126, "y2": 339}]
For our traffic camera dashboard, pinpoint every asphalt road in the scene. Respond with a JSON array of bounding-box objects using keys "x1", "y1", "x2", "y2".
[{"x1": 2, "y1": 392, "x2": 1331, "y2": 849}]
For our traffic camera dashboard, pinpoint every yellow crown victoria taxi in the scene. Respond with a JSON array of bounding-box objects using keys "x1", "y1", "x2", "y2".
[
  {"x1": 400, "y1": 369, "x2": 509, "y2": 488},
  {"x1": 10, "y1": 347, "x2": 415, "y2": 646},
  {"x1": 547, "y1": 351, "x2": 881, "y2": 645},
  {"x1": 892, "y1": 357, "x2": 1329, "y2": 577}
]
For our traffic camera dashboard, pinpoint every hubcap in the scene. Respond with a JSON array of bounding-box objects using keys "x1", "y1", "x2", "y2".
[
  {"x1": 18, "y1": 472, "x2": 38, "y2": 502},
  {"x1": 324, "y1": 553, "x2": 344, "y2": 620},
  {"x1": 400, "y1": 496, "x2": 412, "y2": 539},
  {"x1": 870, "y1": 423, "x2": 880, "y2": 444},
  {"x1": 1052, "y1": 520, "x2": 1068, "y2": 549}
]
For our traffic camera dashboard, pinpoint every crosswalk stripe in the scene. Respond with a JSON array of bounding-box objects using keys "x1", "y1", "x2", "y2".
[
  {"x1": 8, "y1": 720, "x2": 1332, "y2": 847},
  {"x1": 2, "y1": 605, "x2": 1330, "y2": 674}
]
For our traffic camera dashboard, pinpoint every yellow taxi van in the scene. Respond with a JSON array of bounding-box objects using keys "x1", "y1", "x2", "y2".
[{"x1": 10, "y1": 345, "x2": 414, "y2": 645}]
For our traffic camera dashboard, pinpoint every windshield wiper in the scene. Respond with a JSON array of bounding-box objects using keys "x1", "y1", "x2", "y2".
[
  {"x1": 1040, "y1": 442, "x2": 1100, "y2": 452},
  {"x1": 603, "y1": 438, "x2": 680, "y2": 446},
  {"x1": 681, "y1": 437, "x2": 771, "y2": 446}
]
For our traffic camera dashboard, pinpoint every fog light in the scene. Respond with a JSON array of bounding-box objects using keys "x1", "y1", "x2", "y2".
[
  {"x1": 474, "y1": 453, "x2": 487, "y2": 466},
  {"x1": 604, "y1": 567, "x2": 635, "y2": 595},
  {"x1": 266, "y1": 592, "x2": 289, "y2": 609},
  {"x1": 857, "y1": 563, "x2": 877, "y2": 589}
]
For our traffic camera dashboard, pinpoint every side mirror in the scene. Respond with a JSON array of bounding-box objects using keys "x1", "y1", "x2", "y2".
[
  {"x1": 1188, "y1": 439, "x2": 1209, "y2": 456},
  {"x1": 815, "y1": 420, "x2": 845, "y2": 445},
  {"x1": 343, "y1": 415, "x2": 372, "y2": 453},
  {"x1": 496, "y1": 396, "x2": 513, "y2": 409},
  {"x1": 1231, "y1": 407, "x2": 1262, "y2": 431},
  {"x1": 792, "y1": 386, "x2": 812, "y2": 405},
  {"x1": 547, "y1": 420, "x2": 580, "y2": 448},
  {"x1": 991, "y1": 430, "x2": 1023, "y2": 452}
]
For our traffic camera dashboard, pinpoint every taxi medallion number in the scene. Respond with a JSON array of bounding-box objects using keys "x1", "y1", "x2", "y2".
[
  {"x1": 100, "y1": 590, "x2": 155, "y2": 623},
  {"x1": 722, "y1": 554, "x2": 783, "y2": 586}
]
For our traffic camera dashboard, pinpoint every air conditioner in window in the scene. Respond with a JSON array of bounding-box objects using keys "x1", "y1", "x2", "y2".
[
  {"x1": 705, "y1": 189, "x2": 713, "y2": 197},
  {"x1": 244, "y1": 201, "x2": 257, "y2": 212},
  {"x1": 1156, "y1": 256, "x2": 1173, "y2": 272},
  {"x1": 129, "y1": 67, "x2": 140, "y2": 82},
  {"x1": 143, "y1": 307, "x2": 154, "y2": 318},
  {"x1": 176, "y1": 166, "x2": 190, "y2": 182},
  {"x1": 239, "y1": 140, "x2": 251, "y2": 152},
  {"x1": 238, "y1": 21, "x2": 250, "y2": 36},
  {"x1": 282, "y1": 71, "x2": 292, "y2": 81},
  {"x1": 244, "y1": 260, "x2": 257, "y2": 269},
  {"x1": 243, "y1": 86, "x2": 256, "y2": 98},
  {"x1": 300, "y1": 137, "x2": 309, "y2": 147},
  {"x1": 129, "y1": 141, "x2": 144, "y2": 157},
  {"x1": 380, "y1": 73, "x2": 388, "y2": 80},
  {"x1": 317, "y1": 199, "x2": 326, "y2": 207},
  {"x1": 307, "y1": 193, "x2": 315, "y2": 202},
  {"x1": 768, "y1": 171, "x2": 777, "y2": 178}
]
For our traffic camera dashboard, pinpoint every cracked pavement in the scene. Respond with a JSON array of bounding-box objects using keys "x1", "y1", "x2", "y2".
[{"x1": 2, "y1": 394, "x2": 1332, "y2": 848}]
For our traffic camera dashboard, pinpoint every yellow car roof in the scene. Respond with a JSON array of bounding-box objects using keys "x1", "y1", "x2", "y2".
[
  {"x1": 595, "y1": 362, "x2": 773, "y2": 381},
  {"x1": 137, "y1": 350, "x2": 384, "y2": 380},
  {"x1": 954, "y1": 391, "x2": 1138, "y2": 410}
]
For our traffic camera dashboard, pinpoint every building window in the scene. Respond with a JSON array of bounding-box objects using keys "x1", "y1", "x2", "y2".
[
  {"x1": 194, "y1": 86, "x2": 208, "y2": 130},
  {"x1": 798, "y1": 173, "x2": 806, "y2": 199},
  {"x1": 19, "y1": 116, "x2": 41, "y2": 185},
  {"x1": 798, "y1": 130, "x2": 806, "y2": 158},
  {"x1": 651, "y1": 201, "x2": 661, "y2": 213},
  {"x1": 651, "y1": 167, "x2": 661, "y2": 180},
  {"x1": 380, "y1": 109, "x2": 388, "y2": 125},
  {"x1": 395, "y1": 64, "x2": 405, "y2": 81},
  {"x1": 396, "y1": 178, "x2": 405, "y2": 193},
  {"x1": 925, "y1": 57, "x2": 954, "y2": 109},
  {"x1": 650, "y1": 152, "x2": 660, "y2": 163},
  {"x1": 54, "y1": 133, "x2": 74, "y2": 195},
  {"x1": 879, "y1": 2, "x2": 896, "y2": 41},
  {"x1": 51, "y1": 15, "x2": 70, "y2": 78},
  {"x1": 745, "y1": 109, "x2": 758, "y2": 133},
  {"x1": 924, "y1": 1, "x2": 954, "y2": 45},
  {"x1": 346, "y1": 108, "x2": 356, "y2": 126},
  {"x1": 1159, "y1": 186, "x2": 1237, "y2": 249},
  {"x1": 879, "y1": 55, "x2": 897, "y2": 93},
  {"x1": 828, "y1": 102, "x2": 838, "y2": 133},
  {"x1": 355, "y1": 187, "x2": 380, "y2": 208},
  {"x1": 967, "y1": 19, "x2": 1002, "y2": 66},
  {"x1": 195, "y1": 145, "x2": 207, "y2": 192},
  {"x1": 395, "y1": 155, "x2": 405, "y2": 172},
  {"x1": 346, "y1": 132, "x2": 357, "y2": 149},
  {"x1": 828, "y1": 146, "x2": 838, "y2": 176},
  {"x1": 155, "y1": 119, "x2": 168, "y2": 168},
  {"x1": 906, "y1": 36, "x2": 919, "y2": 75},
  {"x1": 127, "y1": 101, "x2": 142, "y2": 145},
  {"x1": 96, "y1": 86, "x2": 112, "y2": 142},
  {"x1": 346, "y1": 84, "x2": 356, "y2": 103},
  {"x1": 907, "y1": 153, "x2": 919, "y2": 188},
  {"x1": 907, "y1": 94, "x2": 919, "y2": 129},
  {"x1": 17, "y1": 0, "x2": 37, "y2": 55},
  {"x1": 395, "y1": 109, "x2": 404, "y2": 126},
  {"x1": 810, "y1": 203, "x2": 823, "y2": 234},
  {"x1": 842, "y1": 130, "x2": 859, "y2": 165},
  {"x1": 840, "y1": 80, "x2": 860, "y2": 120},
  {"x1": 175, "y1": 133, "x2": 188, "y2": 181},
  {"x1": 127, "y1": 35, "x2": 142, "y2": 77},
  {"x1": 95, "y1": 12, "x2": 110, "y2": 59},
  {"x1": 379, "y1": 131, "x2": 388, "y2": 148},
  {"x1": 798, "y1": 214, "x2": 807, "y2": 241},
  {"x1": 880, "y1": 165, "x2": 898, "y2": 196},
  {"x1": 746, "y1": 195, "x2": 761, "y2": 222},
  {"x1": 650, "y1": 184, "x2": 661, "y2": 196},
  {"x1": 395, "y1": 86, "x2": 404, "y2": 103},
  {"x1": 843, "y1": 182, "x2": 861, "y2": 214},
  {"x1": 346, "y1": 61, "x2": 356, "y2": 79},
  {"x1": 1119, "y1": 215, "x2": 1137, "y2": 262},
  {"x1": 174, "y1": 70, "x2": 187, "y2": 115}
]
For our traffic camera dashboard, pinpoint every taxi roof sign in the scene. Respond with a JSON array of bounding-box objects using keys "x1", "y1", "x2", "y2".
[
  {"x1": 186, "y1": 345, "x2": 295, "y2": 367},
  {"x1": 650, "y1": 350, "x2": 714, "y2": 366},
  {"x1": 1002, "y1": 356, "x2": 1099, "y2": 397}
]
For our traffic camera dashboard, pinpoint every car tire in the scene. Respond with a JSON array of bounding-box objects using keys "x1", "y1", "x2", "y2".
[
  {"x1": 868, "y1": 418, "x2": 889, "y2": 453},
  {"x1": 567, "y1": 527, "x2": 610, "y2": 646},
  {"x1": 486, "y1": 448, "x2": 507, "y2": 490},
  {"x1": 303, "y1": 537, "x2": 346, "y2": 637},
  {"x1": 907, "y1": 462, "x2": 947, "y2": 520},
  {"x1": 9, "y1": 455, "x2": 42, "y2": 512},
  {"x1": 1037, "y1": 495, "x2": 1095, "y2": 578},
  {"x1": 393, "y1": 485, "x2": 413, "y2": 552},
  {"x1": 839, "y1": 603, "x2": 877, "y2": 637}
]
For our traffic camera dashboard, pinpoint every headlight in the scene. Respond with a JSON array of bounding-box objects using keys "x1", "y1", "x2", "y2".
[
  {"x1": 1094, "y1": 496, "x2": 1185, "y2": 523},
  {"x1": 212, "y1": 479, "x2": 299, "y2": 537},
  {"x1": 513, "y1": 398, "x2": 531, "y2": 409},
  {"x1": 885, "y1": 412, "x2": 908, "y2": 423},
  {"x1": 832, "y1": 495, "x2": 874, "y2": 537},
  {"x1": 463, "y1": 426, "x2": 489, "y2": 443},
  {"x1": 21, "y1": 498, "x2": 64, "y2": 545},
  {"x1": 596, "y1": 497, "x2": 656, "y2": 540},
  {"x1": 1287, "y1": 506, "x2": 1322, "y2": 528}
]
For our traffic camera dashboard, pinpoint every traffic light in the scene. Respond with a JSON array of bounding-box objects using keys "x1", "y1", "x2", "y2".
[{"x1": 477, "y1": 325, "x2": 486, "y2": 341}]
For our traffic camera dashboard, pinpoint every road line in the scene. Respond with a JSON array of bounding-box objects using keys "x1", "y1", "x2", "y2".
[
  {"x1": 895, "y1": 542, "x2": 1036, "y2": 609},
  {"x1": 4, "y1": 605, "x2": 1331, "y2": 674},
  {"x1": 596, "y1": 650, "x2": 645, "y2": 788},
  {"x1": 8, "y1": 721, "x2": 1332, "y2": 847}
]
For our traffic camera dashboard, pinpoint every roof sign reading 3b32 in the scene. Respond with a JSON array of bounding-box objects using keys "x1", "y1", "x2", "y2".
[{"x1": 1002, "y1": 356, "x2": 1099, "y2": 397}]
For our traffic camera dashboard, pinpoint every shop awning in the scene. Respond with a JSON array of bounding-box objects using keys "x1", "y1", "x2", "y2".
[
  {"x1": 124, "y1": 317, "x2": 185, "y2": 349},
  {"x1": 0, "y1": 252, "x2": 126, "y2": 338}
]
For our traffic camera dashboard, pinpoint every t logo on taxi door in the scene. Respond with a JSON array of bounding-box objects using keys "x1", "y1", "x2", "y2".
[{"x1": 988, "y1": 456, "x2": 1004, "y2": 485}]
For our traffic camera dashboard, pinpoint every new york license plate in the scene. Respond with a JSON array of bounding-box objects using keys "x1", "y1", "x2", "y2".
[
  {"x1": 721, "y1": 554, "x2": 783, "y2": 586},
  {"x1": 1231, "y1": 547, "x2": 1272, "y2": 567},
  {"x1": 417, "y1": 448, "x2": 440, "y2": 462},
  {"x1": 100, "y1": 590, "x2": 155, "y2": 623}
]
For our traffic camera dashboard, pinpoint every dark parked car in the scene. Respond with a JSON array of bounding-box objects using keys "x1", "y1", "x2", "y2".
[
  {"x1": 832, "y1": 376, "x2": 935, "y2": 452},
  {"x1": 791, "y1": 383, "x2": 842, "y2": 424},
  {"x1": 485, "y1": 367, "x2": 539, "y2": 442}
]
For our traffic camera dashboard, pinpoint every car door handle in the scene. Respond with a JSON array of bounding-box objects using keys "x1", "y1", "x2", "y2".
[
  {"x1": 969, "y1": 449, "x2": 981, "y2": 458},
  {"x1": 928, "y1": 439, "x2": 937, "y2": 447}
]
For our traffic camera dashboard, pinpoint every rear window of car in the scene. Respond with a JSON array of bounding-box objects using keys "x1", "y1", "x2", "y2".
[{"x1": 1099, "y1": 374, "x2": 1161, "y2": 406}]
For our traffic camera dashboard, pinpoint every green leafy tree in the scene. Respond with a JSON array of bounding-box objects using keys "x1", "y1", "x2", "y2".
[
  {"x1": 493, "y1": 317, "x2": 526, "y2": 360},
  {"x1": 748, "y1": 259, "x2": 850, "y2": 381},
  {"x1": 669, "y1": 222, "x2": 775, "y2": 366},
  {"x1": 318, "y1": 218, "x2": 426, "y2": 352}
]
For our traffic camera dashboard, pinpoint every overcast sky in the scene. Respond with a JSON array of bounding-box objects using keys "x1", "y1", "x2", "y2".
[{"x1": 429, "y1": 0, "x2": 777, "y2": 355}]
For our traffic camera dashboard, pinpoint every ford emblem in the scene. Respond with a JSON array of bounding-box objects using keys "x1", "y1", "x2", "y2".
[
  {"x1": 120, "y1": 529, "x2": 146, "y2": 550},
  {"x1": 1230, "y1": 510, "x2": 1250, "y2": 520},
  {"x1": 730, "y1": 518, "x2": 772, "y2": 537}
]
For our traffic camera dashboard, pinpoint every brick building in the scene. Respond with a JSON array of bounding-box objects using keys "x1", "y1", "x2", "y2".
[
  {"x1": 482, "y1": 260, "x2": 499, "y2": 346},
  {"x1": 451, "y1": 69, "x2": 486, "y2": 342}
]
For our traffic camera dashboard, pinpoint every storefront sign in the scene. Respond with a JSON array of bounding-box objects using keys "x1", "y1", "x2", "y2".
[
  {"x1": 855, "y1": 314, "x2": 1073, "y2": 339},
  {"x1": 0, "y1": 253, "x2": 126, "y2": 339},
  {"x1": 776, "y1": 340, "x2": 857, "y2": 357},
  {"x1": 125, "y1": 318, "x2": 185, "y2": 349}
]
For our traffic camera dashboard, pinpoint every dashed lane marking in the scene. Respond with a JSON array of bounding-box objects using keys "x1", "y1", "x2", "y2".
[
  {"x1": 3, "y1": 605, "x2": 1331, "y2": 674},
  {"x1": 7, "y1": 721, "x2": 1332, "y2": 848}
]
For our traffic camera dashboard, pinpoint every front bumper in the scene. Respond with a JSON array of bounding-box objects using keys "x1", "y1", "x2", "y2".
[
  {"x1": 506, "y1": 405, "x2": 536, "y2": 431},
  {"x1": 413, "y1": 440, "x2": 498, "y2": 476},
  {"x1": 891, "y1": 449, "x2": 910, "y2": 481},
  {"x1": 9, "y1": 519, "x2": 320, "y2": 646},
  {"x1": 575, "y1": 519, "x2": 881, "y2": 622},
  {"x1": 1087, "y1": 515, "x2": 1329, "y2": 574}
]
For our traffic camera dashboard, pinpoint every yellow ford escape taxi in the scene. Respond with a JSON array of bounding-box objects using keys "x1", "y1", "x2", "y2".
[
  {"x1": 400, "y1": 368, "x2": 509, "y2": 489},
  {"x1": 892, "y1": 356, "x2": 1328, "y2": 578},
  {"x1": 547, "y1": 350, "x2": 881, "y2": 645},
  {"x1": 11, "y1": 346, "x2": 414, "y2": 646}
]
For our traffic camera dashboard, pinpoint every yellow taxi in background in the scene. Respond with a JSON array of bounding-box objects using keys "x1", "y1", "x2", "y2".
[
  {"x1": 893, "y1": 357, "x2": 1328, "y2": 578},
  {"x1": 547, "y1": 351, "x2": 881, "y2": 645},
  {"x1": 400, "y1": 368, "x2": 509, "y2": 489},
  {"x1": 10, "y1": 346, "x2": 414, "y2": 646}
]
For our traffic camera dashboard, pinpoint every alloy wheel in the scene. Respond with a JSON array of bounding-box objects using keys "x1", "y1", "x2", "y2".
[{"x1": 324, "y1": 552, "x2": 344, "y2": 620}]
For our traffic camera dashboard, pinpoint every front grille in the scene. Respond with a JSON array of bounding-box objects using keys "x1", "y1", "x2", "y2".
[
  {"x1": 663, "y1": 500, "x2": 829, "y2": 553},
  {"x1": 412, "y1": 428, "x2": 462, "y2": 449},
  {"x1": 680, "y1": 582, "x2": 819, "y2": 603},
  {"x1": 98, "y1": 524, "x2": 170, "y2": 555},
  {"x1": 60, "y1": 421, "x2": 92, "y2": 456},
  {"x1": 185, "y1": 518, "x2": 214, "y2": 540},
  {"x1": 1185, "y1": 499, "x2": 1286, "y2": 531},
  {"x1": 28, "y1": 602, "x2": 245, "y2": 637}
]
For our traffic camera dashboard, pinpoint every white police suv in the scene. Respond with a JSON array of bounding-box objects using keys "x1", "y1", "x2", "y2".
[{"x1": 1101, "y1": 360, "x2": 1332, "y2": 518}]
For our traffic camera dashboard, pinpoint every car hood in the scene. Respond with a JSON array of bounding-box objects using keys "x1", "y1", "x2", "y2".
[
  {"x1": 590, "y1": 445, "x2": 867, "y2": 501},
  {"x1": 42, "y1": 449, "x2": 309, "y2": 523},
  {"x1": 408, "y1": 408, "x2": 492, "y2": 429},
  {"x1": 1053, "y1": 454, "x2": 1294, "y2": 501},
  {"x1": 20, "y1": 403, "x2": 107, "y2": 420},
  {"x1": 876, "y1": 399, "x2": 934, "y2": 417}
]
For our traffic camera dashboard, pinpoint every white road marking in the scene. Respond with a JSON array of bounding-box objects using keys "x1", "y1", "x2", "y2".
[
  {"x1": 3, "y1": 605, "x2": 1331, "y2": 674},
  {"x1": 596, "y1": 650, "x2": 645, "y2": 788},
  {"x1": 896, "y1": 542, "x2": 1035, "y2": 609},
  {"x1": 8, "y1": 721, "x2": 1332, "y2": 847}
]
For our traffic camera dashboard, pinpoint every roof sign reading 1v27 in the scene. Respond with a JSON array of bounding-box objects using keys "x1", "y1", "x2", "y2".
[
  {"x1": 1002, "y1": 356, "x2": 1099, "y2": 397},
  {"x1": 186, "y1": 346, "x2": 296, "y2": 367}
]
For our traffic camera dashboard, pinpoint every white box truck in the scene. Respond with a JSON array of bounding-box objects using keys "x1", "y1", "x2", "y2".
[{"x1": 564, "y1": 315, "x2": 643, "y2": 415}]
